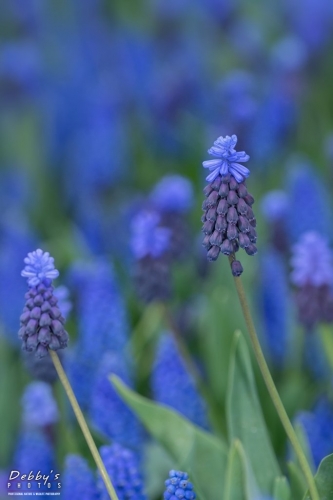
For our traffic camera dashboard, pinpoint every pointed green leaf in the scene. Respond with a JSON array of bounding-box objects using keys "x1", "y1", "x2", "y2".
[
  {"x1": 287, "y1": 462, "x2": 306, "y2": 500},
  {"x1": 111, "y1": 375, "x2": 228, "y2": 500},
  {"x1": 303, "y1": 454, "x2": 333, "y2": 500},
  {"x1": 273, "y1": 476, "x2": 291, "y2": 500},
  {"x1": 227, "y1": 331, "x2": 281, "y2": 494},
  {"x1": 224, "y1": 440, "x2": 259, "y2": 500}
]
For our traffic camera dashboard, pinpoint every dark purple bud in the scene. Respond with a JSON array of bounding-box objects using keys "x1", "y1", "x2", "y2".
[
  {"x1": 206, "y1": 190, "x2": 219, "y2": 207},
  {"x1": 36, "y1": 344, "x2": 48, "y2": 358},
  {"x1": 207, "y1": 245, "x2": 220, "y2": 261},
  {"x1": 206, "y1": 207, "x2": 217, "y2": 222},
  {"x1": 58, "y1": 330, "x2": 69, "y2": 347},
  {"x1": 246, "y1": 206, "x2": 255, "y2": 220},
  {"x1": 238, "y1": 216, "x2": 250, "y2": 233},
  {"x1": 217, "y1": 199, "x2": 228, "y2": 215},
  {"x1": 26, "y1": 334, "x2": 38, "y2": 351},
  {"x1": 245, "y1": 244, "x2": 257, "y2": 256},
  {"x1": 24, "y1": 292, "x2": 31, "y2": 300},
  {"x1": 49, "y1": 335, "x2": 61, "y2": 351},
  {"x1": 237, "y1": 183, "x2": 248, "y2": 198},
  {"x1": 239, "y1": 233, "x2": 250, "y2": 248},
  {"x1": 211, "y1": 176, "x2": 222, "y2": 191},
  {"x1": 26, "y1": 299, "x2": 34, "y2": 309},
  {"x1": 244, "y1": 194, "x2": 255, "y2": 206},
  {"x1": 249, "y1": 226, "x2": 257, "y2": 243},
  {"x1": 44, "y1": 290, "x2": 53, "y2": 300},
  {"x1": 203, "y1": 185, "x2": 213, "y2": 197},
  {"x1": 227, "y1": 190, "x2": 239, "y2": 205},
  {"x1": 227, "y1": 224, "x2": 238, "y2": 240},
  {"x1": 33, "y1": 295, "x2": 44, "y2": 306},
  {"x1": 50, "y1": 307, "x2": 61, "y2": 320},
  {"x1": 202, "y1": 199, "x2": 209, "y2": 210},
  {"x1": 37, "y1": 284, "x2": 46, "y2": 293},
  {"x1": 233, "y1": 240, "x2": 240, "y2": 253},
  {"x1": 218, "y1": 183, "x2": 229, "y2": 198},
  {"x1": 38, "y1": 327, "x2": 51, "y2": 345},
  {"x1": 202, "y1": 220, "x2": 215, "y2": 235},
  {"x1": 220, "y1": 239, "x2": 233, "y2": 255},
  {"x1": 231, "y1": 260, "x2": 243, "y2": 277},
  {"x1": 41, "y1": 301, "x2": 51, "y2": 312},
  {"x1": 221, "y1": 173, "x2": 231, "y2": 183},
  {"x1": 49, "y1": 296, "x2": 58, "y2": 306},
  {"x1": 39, "y1": 313, "x2": 52, "y2": 327},
  {"x1": 250, "y1": 217, "x2": 257, "y2": 227},
  {"x1": 237, "y1": 198, "x2": 248, "y2": 215},
  {"x1": 229, "y1": 177, "x2": 238, "y2": 190},
  {"x1": 201, "y1": 214, "x2": 206, "y2": 223},
  {"x1": 51, "y1": 320, "x2": 64, "y2": 335},
  {"x1": 202, "y1": 235, "x2": 212, "y2": 249},
  {"x1": 26, "y1": 319, "x2": 38, "y2": 335},
  {"x1": 227, "y1": 207, "x2": 238, "y2": 224},
  {"x1": 209, "y1": 230, "x2": 223, "y2": 246},
  {"x1": 30, "y1": 307, "x2": 41, "y2": 320},
  {"x1": 20, "y1": 311, "x2": 30, "y2": 325},
  {"x1": 18, "y1": 327, "x2": 26, "y2": 339},
  {"x1": 215, "y1": 215, "x2": 227, "y2": 232}
]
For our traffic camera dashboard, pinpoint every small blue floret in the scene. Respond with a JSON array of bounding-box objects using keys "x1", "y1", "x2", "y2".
[
  {"x1": 21, "y1": 249, "x2": 59, "y2": 287},
  {"x1": 202, "y1": 134, "x2": 250, "y2": 183}
]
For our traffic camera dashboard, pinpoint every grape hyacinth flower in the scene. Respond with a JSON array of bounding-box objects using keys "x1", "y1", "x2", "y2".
[
  {"x1": 290, "y1": 232, "x2": 333, "y2": 329},
  {"x1": 89, "y1": 351, "x2": 143, "y2": 450},
  {"x1": 150, "y1": 175, "x2": 194, "y2": 260},
  {"x1": 131, "y1": 210, "x2": 172, "y2": 302},
  {"x1": 21, "y1": 381, "x2": 58, "y2": 428},
  {"x1": 295, "y1": 398, "x2": 333, "y2": 468},
  {"x1": 163, "y1": 470, "x2": 196, "y2": 500},
  {"x1": 19, "y1": 249, "x2": 69, "y2": 357},
  {"x1": 62, "y1": 454, "x2": 99, "y2": 500},
  {"x1": 152, "y1": 334, "x2": 209, "y2": 429},
  {"x1": 98, "y1": 443, "x2": 147, "y2": 500},
  {"x1": 201, "y1": 135, "x2": 257, "y2": 275}
]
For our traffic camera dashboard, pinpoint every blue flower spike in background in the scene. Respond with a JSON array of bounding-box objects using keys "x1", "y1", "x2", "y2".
[{"x1": 201, "y1": 134, "x2": 257, "y2": 274}]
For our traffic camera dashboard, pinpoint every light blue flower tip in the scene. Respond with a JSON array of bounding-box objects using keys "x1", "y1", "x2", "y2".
[
  {"x1": 21, "y1": 248, "x2": 59, "y2": 287},
  {"x1": 203, "y1": 134, "x2": 250, "y2": 183}
]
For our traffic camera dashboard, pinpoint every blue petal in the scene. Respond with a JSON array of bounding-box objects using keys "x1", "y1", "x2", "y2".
[
  {"x1": 228, "y1": 167, "x2": 244, "y2": 183},
  {"x1": 206, "y1": 169, "x2": 220, "y2": 182},
  {"x1": 230, "y1": 162, "x2": 250, "y2": 177},
  {"x1": 202, "y1": 159, "x2": 223, "y2": 170}
]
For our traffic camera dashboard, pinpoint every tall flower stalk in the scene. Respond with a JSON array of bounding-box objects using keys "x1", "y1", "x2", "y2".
[
  {"x1": 201, "y1": 136, "x2": 319, "y2": 500},
  {"x1": 19, "y1": 249, "x2": 119, "y2": 500}
]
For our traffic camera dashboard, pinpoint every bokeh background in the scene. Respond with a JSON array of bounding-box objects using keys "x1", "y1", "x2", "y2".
[{"x1": 1, "y1": 0, "x2": 333, "y2": 498}]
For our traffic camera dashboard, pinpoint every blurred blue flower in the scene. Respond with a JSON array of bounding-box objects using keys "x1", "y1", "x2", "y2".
[
  {"x1": 62, "y1": 454, "x2": 98, "y2": 500},
  {"x1": 202, "y1": 135, "x2": 250, "y2": 183},
  {"x1": 260, "y1": 250, "x2": 291, "y2": 367},
  {"x1": 150, "y1": 175, "x2": 194, "y2": 214},
  {"x1": 287, "y1": 161, "x2": 332, "y2": 241},
  {"x1": 12, "y1": 430, "x2": 55, "y2": 491},
  {"x1": 21, "y1": 249, "x2": 59, "y2": 287},
  {"x1": 261, "y1": 190, "x2": 289, "y2": 222},
  {"x1": 21, "y1": 381, "x2": 58, "y2": 428},
  {"x1": 98, "y1": 443, "x2": 146, "y2": 500},
  {"x1": 53, "y1": 285, "x2": 72, "y2": 320},
  {"x1": 217, "y1": 70, "x2": 258, "y2": 126},
  {"x1": 296, "y1": 397, "x2": 333, "y2": 468},
  {"x1": 164, "y1": 470, "x2": 196, "y2": 500},
  {"x1": 290, "y1": 232, "x2": 333, "y2": 287},
  {"x1": 270, "y1": 35, "x2": 308, "y2": 73},
  {"x1": 131, "y1": 211, "x2": 170, "y2": 260},
  {"x1": 66, "y1": 259, "x2": 129, "y2": 408},
  {"x1": 89, "y1": 351, "x2": 143, "y2": 450},
  {"x1": 152, "y1": 334, "x2": 209, "y2": 429}
]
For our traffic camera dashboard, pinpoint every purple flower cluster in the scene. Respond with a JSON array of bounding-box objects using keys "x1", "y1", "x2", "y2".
[
  {"x1": 201, "y1": 135, "x2": 257, "y2": 275},
  {"x1": 163, "y1": 470, "x2": 196, "y2": 500},
  {"x1": 19, "y1": 251, "x2": 69, "y2": 358},
  {"x1": 98, "y1": 444, "x2": 147, "y2": 500},
  {"x1": 290, "y1": 232, "x2": 333, "y2": 329}
]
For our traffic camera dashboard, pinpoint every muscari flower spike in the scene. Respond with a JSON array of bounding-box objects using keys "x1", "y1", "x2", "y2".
[
  {"x1": 201, "y1": 135, "x2": 257, "y2": 275},
  {"x1": 19, "y1": 249, "x2": 69, "y2": 358},
  {"x1": 163, "y1": 470, "x2": 196, "y2": 500},
  {"x1": 21, "y1": 381, "x2": 58, "y2": 428},
  {"x1": 62, "y1": 454, "x2": 99, "y2": 500}
]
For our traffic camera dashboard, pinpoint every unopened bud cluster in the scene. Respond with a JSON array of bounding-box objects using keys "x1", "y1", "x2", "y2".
[
  {"x1": 164, "y1": 470, "x2": 196, "y2": 500},
  {"x1": 201, "y1": 173, "x2": 257, "y2": 275},
  {"x1": 19, "y1": 283, "x2": 68, "y2": 357}
]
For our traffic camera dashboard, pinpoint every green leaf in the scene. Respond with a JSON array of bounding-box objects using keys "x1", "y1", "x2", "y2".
[
  {"x1": 303, "y1": 454, "x2": 333, "y2": 500},
  {"x1": 227, "y1": 331, "x2": 281, "y2": 494},
  {"x1": 287, "y1": 462, "x2": 306, "y2": 500},
  {"x1": 224, "y1": 440, "x2": 259, "y2": 500},
  {"x1": 273, "y1": 476, "x2": 291, "y2": 500},
  {"x1": 111, "y1": 375, "x2": 228, "y2": 500}
]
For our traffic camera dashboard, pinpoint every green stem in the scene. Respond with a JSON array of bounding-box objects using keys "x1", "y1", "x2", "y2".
[
  {"x1": 228, "y1": 256, "x2": 319, "y2": 500},
  {"x1": 50, "y1": 350, "x2": 119, "y2": 500}
]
